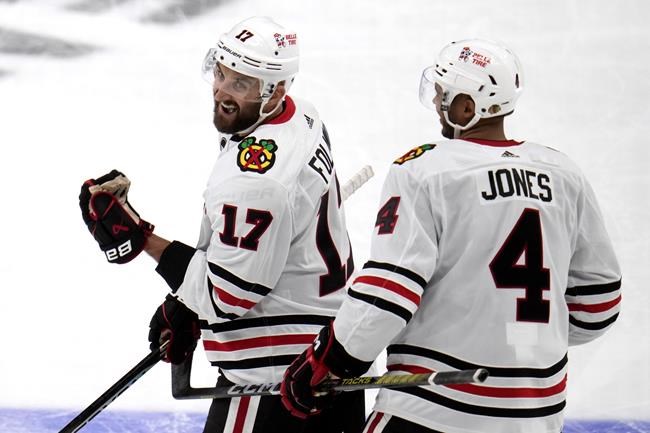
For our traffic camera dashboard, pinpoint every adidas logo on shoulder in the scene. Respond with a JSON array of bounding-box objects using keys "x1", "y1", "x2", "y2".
[{"x1": 501, "y1": 150, "x2": 519, "y2": 158}]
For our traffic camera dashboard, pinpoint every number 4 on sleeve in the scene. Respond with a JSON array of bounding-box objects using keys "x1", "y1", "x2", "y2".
[{"x1": 375, "y1": 196, "x2": 400, "y2": 235}]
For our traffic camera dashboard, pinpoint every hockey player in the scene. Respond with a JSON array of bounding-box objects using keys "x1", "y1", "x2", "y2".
[
  {"x1": 280, "y1": 39, "x2": 622, "y2": 433},
  {"x1": 79, "y1": 17, "x2": 364, "y2": 433}
]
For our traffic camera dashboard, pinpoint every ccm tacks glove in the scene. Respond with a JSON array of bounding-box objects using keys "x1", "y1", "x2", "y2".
[
  {"x1": 280, "y1": 323, "x2": 372, "y2": 419},
  {"x1": 148, "y1": 294, "x2": 200, "y2": 364},
  {"x1": 79, "y1": 170, "x2": 154, "y2": 264}
]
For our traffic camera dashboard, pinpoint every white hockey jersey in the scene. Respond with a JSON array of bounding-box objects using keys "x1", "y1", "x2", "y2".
[
  {"x1": 155, "y1": 96, "x2": 354, "y2": 384},
  {"x1": 332, "y1": 138, "x2": 621, "y2": 433}
]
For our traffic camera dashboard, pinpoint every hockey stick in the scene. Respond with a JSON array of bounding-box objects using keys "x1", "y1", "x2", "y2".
[
  {"x1": 58, "y1": 341, "x2": 169, "y2": 433},
  {"x1": 341, "y1": 165, "x2": 374, "y2": 201},
  {"x1": 172, "y1": 351, "x2": 488, "y2": 399}
]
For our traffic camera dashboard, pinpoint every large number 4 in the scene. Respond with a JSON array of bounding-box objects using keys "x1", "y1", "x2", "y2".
[{"x1": 489, "y1": 208, "x2": 550, "y2": 323}]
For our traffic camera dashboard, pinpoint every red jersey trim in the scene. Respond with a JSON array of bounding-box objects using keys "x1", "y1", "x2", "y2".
[
  {"x1": 212, "y1": 284, "x2": 256, "y2": 310},
  {"x1": 203, "y1": 333, "x2": 316, "y2": 352},
  {"x1": 264, "y1": 96, "x2": 296, "y2": 125},
  {"x1": 233, "y1": 396, "x2": 250, "y2": 433},
  {"x1": 462, "y1": 138, "x2": 523, "y2": 147},
  {"x1": 568, "y1": 295, "x2": 621, "y2": 313},
  {"x1": 354, "y1": 275, "x2": 421, "y2": 306},
  {"x1": 388, "y1": 364, "x2": 567, "y2": 399},
  {"x1": 366, "y1": 412, "x2": 385, "y2": 433}
]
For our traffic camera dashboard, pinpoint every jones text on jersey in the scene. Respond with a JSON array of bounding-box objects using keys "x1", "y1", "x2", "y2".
[{"x1": 480, "y1": 167, "x2": 553, "y2": 202}]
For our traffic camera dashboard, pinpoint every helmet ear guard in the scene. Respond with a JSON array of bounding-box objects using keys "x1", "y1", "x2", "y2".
[{"x1": 419, "y1": 39, "x2": 523, "y2": 135}]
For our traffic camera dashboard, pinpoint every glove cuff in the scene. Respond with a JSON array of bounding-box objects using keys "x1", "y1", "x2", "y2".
[
  {"x1": 156, "y1": 241, "x2": 197, "y2": 292},
  {"x1": 140, "y1": 219, "x2": 155, "y2": 235},
  {"x1": 314, "y1": 324, "x2": 372, "y2": 378}
]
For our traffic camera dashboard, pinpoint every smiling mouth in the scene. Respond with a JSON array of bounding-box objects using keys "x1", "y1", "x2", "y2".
[{"x1": 218, "y1": 101, "x2": 238, "y2": 115}]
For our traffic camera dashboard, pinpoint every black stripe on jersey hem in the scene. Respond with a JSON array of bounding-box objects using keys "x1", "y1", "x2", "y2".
[
  {"x1": 569, "y1": 313, "x2": 619, "y2": 330},
  {"x1": 199, "y1": 314, "x2": 333, "y2": 333},
  {"x1": 565, "y1": 279, "x2": 621, "y2": 297},
  {"x1": 210, "y1": 354, "x2": 298, "y2": 370},
  {"x1": 155, "y1": 240, "x2": 196, "y2": 293},
  {"x1": 387, "y1": 344, "x2": 567, "y2": 379},
  {"x1": 363, "y1": 261, "x2": 427, "y2": 288},
  {"x1": 395, "y1": 387, "x2": 566, "y2": 418},
  {"x1": 348, "y1": 288, "x2": 413, "y2": 322},
  {"x1": 207, "y1": 277, "x2": 240, "y2": 321},
  {"x1": 381, "y1": 415, "x2": 445, "y2": 433},
  {"x1": 208, "y1": 262, "x2": 271, "y2": 296}
]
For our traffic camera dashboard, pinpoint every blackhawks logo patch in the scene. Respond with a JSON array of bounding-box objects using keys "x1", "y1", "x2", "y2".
[
  {"x1": 237, "y1": 137, "x2": 278, "y2": 174},
  {"x1": 393, "y1": 144, "x2": 436, "y2": 165}
]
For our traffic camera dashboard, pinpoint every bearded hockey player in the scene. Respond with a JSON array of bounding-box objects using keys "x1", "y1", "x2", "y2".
[
  {"x1": 80, "y1": 16, "x2": 364, "y2": 433},
  {"x1": 281, "y1": 39, "x2": 622, "y2": 433}
]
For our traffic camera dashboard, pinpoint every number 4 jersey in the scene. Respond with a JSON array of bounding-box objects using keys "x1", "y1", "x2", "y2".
[
  {"x1": 155, "y1": 96, "x2": 354, "y2": 384},
  {"x1": 332, "y1": 138, "x2": 621, "y2": 433}
]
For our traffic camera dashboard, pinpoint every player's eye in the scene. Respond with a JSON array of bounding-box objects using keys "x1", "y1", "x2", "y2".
[{"x1": 233, "y1": 80, "x2": 250, "y2": 92}]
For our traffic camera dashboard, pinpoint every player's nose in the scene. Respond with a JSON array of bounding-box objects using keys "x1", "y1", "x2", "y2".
[{"x1": 213, "y1": 88, "x2": 238, "y2": 105}]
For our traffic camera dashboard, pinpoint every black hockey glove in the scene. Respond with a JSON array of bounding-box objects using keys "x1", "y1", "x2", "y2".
[
  {"x1": 148, "y1": 294, "x2": 200, "y2": 364},
  {"x1": 79, "y1": 170, "x2": 154, "y2": 264},
  {"x1": 280, "y1": 323, "x2": 372, "y2": 419}
]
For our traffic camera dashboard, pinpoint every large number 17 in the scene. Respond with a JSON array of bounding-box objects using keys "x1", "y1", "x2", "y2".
[{"x1": 489, "y1": 208, "x2": 550, "y2": 323}]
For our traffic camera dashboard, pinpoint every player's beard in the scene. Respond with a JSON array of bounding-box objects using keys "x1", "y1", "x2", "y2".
[
  {"x1": 435, "y1": 106, "x2": 455, "y2": 139},
  {"x1": 440, "y1": 121, "x2": 454, "y2": 139},
  {"x1": 213, "y1": 99, "x2": 262, "y2": 134},
  {"x1": 439, "y1": 115, "x2": 455, "y2": 139}
]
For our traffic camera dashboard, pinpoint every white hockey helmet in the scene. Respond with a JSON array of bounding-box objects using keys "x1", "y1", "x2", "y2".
[
  {"x1": 202, "y1": 16, "x2": 299, "y2": 101},
  {"x1": 419, "y1": 39, "x2": 523, "y2": 133}
]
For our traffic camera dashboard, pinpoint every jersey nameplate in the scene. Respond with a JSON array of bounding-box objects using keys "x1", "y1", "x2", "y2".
[
  {"x1": 478, "y1": 167, "x2": 553, "y2": 204},
  {"x1": 309, "y1": 142, "x2": 334, "y2": 184}
]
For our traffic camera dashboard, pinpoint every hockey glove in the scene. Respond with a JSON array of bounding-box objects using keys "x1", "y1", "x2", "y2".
[
  {"x1": 148, "y1": 294, "x2": 201, "y2": 364},
  {"x1": 79, "y1": 170, "x2": 154, "y2": 264},
  {"x1": 280, "y1": 323, "x2": 372, "y2": 419}
]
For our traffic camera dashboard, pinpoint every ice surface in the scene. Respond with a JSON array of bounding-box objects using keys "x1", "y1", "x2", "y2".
[
  {"x1": 1, "y1": 408, "x2": 649, "y2": 433},
  {"x1": 0, "y1": 0, "x2": 648, "y2": 431}
]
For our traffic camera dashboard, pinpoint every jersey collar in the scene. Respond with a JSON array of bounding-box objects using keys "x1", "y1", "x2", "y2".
[
  {"x1": 263, "y1": 95, "x2": 296, "y2": 125},
  {"x1": 462, "y1": 138, "x2": 523, "y2": 147},
  {"x1": 217, "y1": 96, "x2": 296, "y2": 153}
]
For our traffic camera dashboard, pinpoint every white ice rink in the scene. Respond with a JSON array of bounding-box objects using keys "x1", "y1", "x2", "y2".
[{"x1": 0, "y1": 0, "x2": 648, "y2": 431}]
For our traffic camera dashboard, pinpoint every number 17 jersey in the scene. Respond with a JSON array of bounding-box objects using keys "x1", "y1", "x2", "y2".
[{"x1": 157, "y1": 97, "x2": 354, "y2": 385}]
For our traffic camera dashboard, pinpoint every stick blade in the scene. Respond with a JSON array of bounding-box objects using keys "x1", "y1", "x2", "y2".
[{"x1": 428, "y1": 368, "x2": 489, "y2": 386}]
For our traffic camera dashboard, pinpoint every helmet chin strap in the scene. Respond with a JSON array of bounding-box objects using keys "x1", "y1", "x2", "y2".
[
  {"x1": 233, "y1": 94, "x2": 282, "y2": 137},
  {"x1": 442, "y1": 110, "x2": 481, "y2": 139}
]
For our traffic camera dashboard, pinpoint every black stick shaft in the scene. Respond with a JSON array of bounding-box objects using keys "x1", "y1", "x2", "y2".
[
  {"x1": 58, "y1": 343, "x2": 167, "y2": 433},
  {"x1": 171, "y1": 358, "x2": 488, "y2": 400}
]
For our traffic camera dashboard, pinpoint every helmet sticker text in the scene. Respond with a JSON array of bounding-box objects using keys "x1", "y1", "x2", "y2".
[
  {"x1": 274, "y1": 33, "x2": 297, "y2": 49},
  {"x1": 459, "y1": 47, "x2": 492, "y2": 68}
]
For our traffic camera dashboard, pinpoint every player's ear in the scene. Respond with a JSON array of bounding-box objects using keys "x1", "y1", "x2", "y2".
[
  {"x1": 462, "y1": 95, "x2": 476, "y2": 119},
  {"x1": 263, "y1": 81, "x2": 287, "y2": 114}
]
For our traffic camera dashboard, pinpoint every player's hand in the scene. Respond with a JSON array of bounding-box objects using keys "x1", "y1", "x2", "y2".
[
  {"x1": 281, "y1": 323, "x2": 373, "y2": 419},
  {"x1": 148, "y1": 294, "x2": 200, "y2": 364},
  {"x1": 280, "y1": 325, "x2": 338, "y2": 419},
  {"x1": 79, "y1": 170, "x2": 154, "y2": 264}
]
